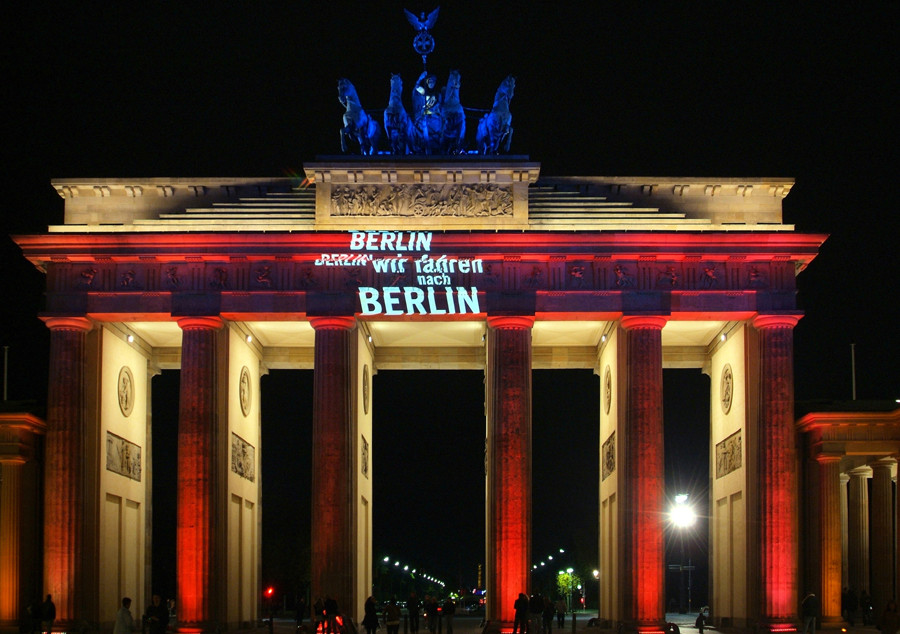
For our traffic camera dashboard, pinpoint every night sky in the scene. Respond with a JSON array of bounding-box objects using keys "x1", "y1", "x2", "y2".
[{"x1": 2, "y1": 2, "x2": 896, "y2": 607}]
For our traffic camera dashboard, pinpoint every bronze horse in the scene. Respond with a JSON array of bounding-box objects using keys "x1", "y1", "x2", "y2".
[
  {"x1": 441, "y1": 70, "x2": 466, "y2": 154},
  {"x1": 338, "y1": 78, "x2": 380, "y2": 155},
  {"x1": 476, "y1": 75, "x2": 515, "y2": 155},
  {"x1": 384, "y1": 74, "x2": 415, "y2": 155}
]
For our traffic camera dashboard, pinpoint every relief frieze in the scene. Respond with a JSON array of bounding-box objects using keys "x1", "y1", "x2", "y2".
[
  {"x1": 231, "y1": 433, "x2": 256, "y2": 482},
  {"x1": 51, "y1": 254, "x2": 785, "y2": 298},
  {"x1": 330, "y1": 184, "x2": 513, "y2": 217},
  {"x1": 106, "y1": 431, "x2": 142, "y2": 481},
  {"x1": 602, "y1": 431, "x2": 616, "y2": 481},
  {"x1": 715, "y1": 430, "x2": 742, "y2": 479}
]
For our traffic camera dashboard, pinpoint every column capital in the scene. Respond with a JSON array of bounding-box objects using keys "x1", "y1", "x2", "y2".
[
  {"x1": 177, "y1": 316, "x2": 224, "y2": 331},
  {"x1": 848, "y1": 465, "x2": 873, "y2": 478},
  {"x1": 752, "y1": 313, "x2": 802, "y2": 329},
  {"x1": 815, "y1": 453, "x2": 843, "y2": 464},
  {"x1": 871, "y1": 457, "x2": 897, "y2": 470},
  {"x1": 486, "y1": 315, "x2": 534, "y2": 330},
  {"x1": 620, "y1": 315, "x2": 667, "y2": 331},
  {"x1": 309, "y1": 316, "x2": 356, "y2": 331},
  {"x1": 41, "y1": 316, "x2": 93, "y2": 332}
]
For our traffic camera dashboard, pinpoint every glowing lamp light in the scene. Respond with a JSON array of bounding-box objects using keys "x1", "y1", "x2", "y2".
[
  {"x1": 720, "y1": 333, "x2": 726, "y2": 342},
  {"x1": 384, "y1": 556, "x2": 390, "y2": 562},
  {"x1": 127, "y1": 334, "x2": 134, "y2": 343},
  {"x1": 246, "y1": 335, "x2": 253, "y2": 343},
  {"x1": 671, "y1": 494, "x2": 696, "y2": 527},
  {"x1": 265, "y1": 586, "x2": 274, "y2": 597},
  {"x1": 593, "y1": 569, "x2": 599, "y2": 579}
]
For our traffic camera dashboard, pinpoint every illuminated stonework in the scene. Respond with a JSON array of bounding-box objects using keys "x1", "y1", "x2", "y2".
[{"x1": 13, "y1": 162, "x2": 829, "y2": 632}]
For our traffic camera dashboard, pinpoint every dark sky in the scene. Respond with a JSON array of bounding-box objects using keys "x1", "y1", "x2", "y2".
[{"x1": 2, "y1": 1, "x2": 896, "y2": 604}]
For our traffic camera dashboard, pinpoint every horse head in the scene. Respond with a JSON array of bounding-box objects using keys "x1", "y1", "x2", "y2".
[
  {"x1": 495, "y1": 75, "x2": 515, "y2": 106},
  {"x1": 338, "y1": 78, "x2": 359, "y2": 107},
  {"x1": 447, "y1": 70, "x2": 461, "y2": 92},
  {"x1": 389, "y1": 74, "x2": 403, "y2": 97}
]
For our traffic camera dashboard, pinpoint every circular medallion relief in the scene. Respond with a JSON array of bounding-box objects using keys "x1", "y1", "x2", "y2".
[
  {"x1": 239, "y1": 366, "x2": 252, "y2": 417},
  {"x1": 117, "y1": 366, "x2": 135, "y2": 417},
  {"x1": 721, "y1": 364, "x2": 734, "y2": 414},
  {"x1": 603, "y1": 365, "x2": 612, "y2": 415},
  {"x1": 363, "y1": 364, "x2": 370, "y2": 415}
]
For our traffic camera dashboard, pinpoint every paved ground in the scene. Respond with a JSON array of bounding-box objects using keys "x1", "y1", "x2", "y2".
[{"x1": 265, "y1": 613, "x2": 882, "y2": 634}]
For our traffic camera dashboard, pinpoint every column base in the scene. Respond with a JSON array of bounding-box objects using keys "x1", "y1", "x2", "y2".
[
  {"x1": 818, "y1": 616, "x2": 850, "y2": 630},
  {"x1": 759, "y1": 622, "x2": 799, "y2": 633}
]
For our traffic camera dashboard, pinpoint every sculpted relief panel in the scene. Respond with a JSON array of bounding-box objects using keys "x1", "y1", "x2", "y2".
[{"x1": 330, "y1": 184, "x2": 513, "y2": 217}]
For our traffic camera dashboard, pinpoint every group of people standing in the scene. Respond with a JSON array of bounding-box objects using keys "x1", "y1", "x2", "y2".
[
  {"x1": 307, "y1": 593, "x2": 457, "y2": 634},
  {"x1": 112, "y1": 593, "x2": 170, "y2": 634},
  {"x1": 841, "y1": 587, "x2": 874, "y2": 626},
  {"x1": 513, "y1": 593, "x2": 566, "y2": 634}
]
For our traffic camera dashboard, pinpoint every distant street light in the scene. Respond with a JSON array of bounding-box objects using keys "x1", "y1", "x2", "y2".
[{"x1": 669, "y1": 494, "x2": 696, "y2": 614}]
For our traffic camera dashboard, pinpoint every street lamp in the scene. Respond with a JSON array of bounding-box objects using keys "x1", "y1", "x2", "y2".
[{"x1": 670, "y1": 494, "x2": 696, "y2": 614}]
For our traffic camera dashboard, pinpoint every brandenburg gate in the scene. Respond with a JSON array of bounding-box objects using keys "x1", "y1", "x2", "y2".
[{"x1": 11, "y1": 160, "x2": 826, "y2": 633}]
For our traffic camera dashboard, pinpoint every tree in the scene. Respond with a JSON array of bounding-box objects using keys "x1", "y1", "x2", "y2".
[{"x1": 556, "y1": 570, "x2": 582, "y2": 610}]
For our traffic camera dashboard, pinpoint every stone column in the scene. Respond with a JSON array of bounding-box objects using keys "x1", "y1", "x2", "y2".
[
  {"x1": 176, "y1": 316, "x2": 224, "y2": 631},
  {"x1": 620, "y1": 316, "x2": 666, "y2": 632},
  {"x1": 871, "y1": 459, "x2": 895, "y2": 615},
  {"x1": 310, "y1": 317, "x2": 356, "y2": 613},
  {"x1": 42, "y1": 316, "x2": 92, "y2": 625},
  {"x1": 840, "y1": 474, "x2": 849, "y2": 590},
  {"x1": 485, "y1": 316, "x2": 533, "y2": 627},
  {"x1": 816, "y1": 454, "x2": 843, "y2": 625},
  {"x1": 847, "y1": 466, "x2": 870, "y2": 597},
  {"x1": 0, "y1": 414, "x2": 46, "y2": 629},
  {"x1": 753, "y1": 314, "x2": 800, "y2": 629}
]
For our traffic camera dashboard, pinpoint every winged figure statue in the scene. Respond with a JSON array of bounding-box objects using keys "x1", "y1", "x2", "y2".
[{"x1": 404, "y1": 7, "x2": 440, "y2": 32}]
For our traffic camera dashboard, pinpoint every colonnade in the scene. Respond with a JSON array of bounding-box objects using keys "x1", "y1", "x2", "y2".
[
  {"x1": 810, "y1": 457, "x2": 898, "y2": 624},
  {"x1": 25, "y1": 311, "x2": 804, "y2": 632}
]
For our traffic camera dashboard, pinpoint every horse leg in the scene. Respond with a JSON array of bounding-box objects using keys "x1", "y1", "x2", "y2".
[
  {"x1": 340, "y1": 128, "x2": 348, "y2": 153},
  {"x1": 502, "y1": 126, "x2": 513, "y2": 153}
]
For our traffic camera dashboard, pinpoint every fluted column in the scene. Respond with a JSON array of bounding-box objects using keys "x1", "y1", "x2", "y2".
[
  {"x1": 310, "y1": 316, "x2": 356, "y2": 613},
  {"x1": 871, "y1": 459, "x2": 895, "y2": 615},
  {"x1": 847, "y1": 466, "x2": 870, "y2": 597},
  {"x1": 816, "y1": 454, "x2": 843, "y2": 624},
  {"x1": 620, "y1": 316, "x2": 666, "y2": 632},
  {"x1": 42, "y1": 316, "x2": 92, "y2": 625},
  {"x1": 753, "y1": 314, "x2": 800, "y2": 629},
  {"x1": 176, "y1": 316, "x2": 224, "y2": 631},
  {"x1": 485, "y1": 316, "x2": 533, "y2": 627},
  {"x1": 840, "y1": 474, "x2": 849, "y2": 590},
  {"x1": 0, "y1": 460, "x2": 24, "y2": 624}
]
